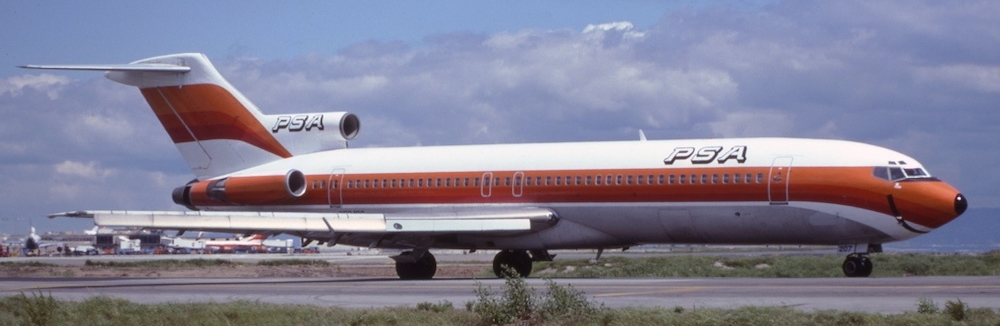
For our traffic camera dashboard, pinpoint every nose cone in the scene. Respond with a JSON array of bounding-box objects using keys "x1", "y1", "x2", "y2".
[{"x1": 955, "y1": 193, "x2": 968, "y2": 216}]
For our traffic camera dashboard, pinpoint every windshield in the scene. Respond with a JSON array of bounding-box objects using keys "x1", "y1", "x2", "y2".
[{"x1": 872, "y1": 166, "x2": 933, "y2": 182}]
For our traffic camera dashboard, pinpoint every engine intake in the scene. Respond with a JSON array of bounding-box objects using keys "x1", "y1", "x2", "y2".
[{"x1": 263, "y1": 111, "x2": 360, "y2": 155}]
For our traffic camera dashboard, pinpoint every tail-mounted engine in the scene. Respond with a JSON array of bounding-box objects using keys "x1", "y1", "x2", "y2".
[
  {"x1": 173, "y1": 170, "x2": 307, "y2": 209},
  {"x1": 263, "y1": 111, "x2": 360, "y2": 154}
]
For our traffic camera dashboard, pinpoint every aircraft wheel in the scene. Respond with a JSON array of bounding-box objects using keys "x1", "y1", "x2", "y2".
[
  {"x1": 395, "y1": 251, "x2": 437, "y2": 280},
  {"x1": 492, "y1": 250, "x2": 532, "y2": 278},
  {"x1": 842, "y1": 255, "x2": 873, "y2": 277},
  {"x1": 858, "y1": 256, "x2": 873, "y2": 277}
]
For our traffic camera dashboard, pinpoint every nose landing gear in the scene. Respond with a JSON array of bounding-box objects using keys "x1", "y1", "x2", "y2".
[{"x1": 842, "y1": 254, "x2": 873, "y2": 277}]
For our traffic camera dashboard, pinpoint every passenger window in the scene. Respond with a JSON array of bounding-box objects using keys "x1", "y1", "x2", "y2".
[
  {"x1": 627, "y1": 175, "x2": 634, "y2": 185},
  {"x1": 595, "y1": 175, "x2": 602, "y2": 185},
  {"x1": 505, "y1": 177, "x2": 511, "y2": 186},
  {"x1": 555, "y1": 176, "x2": 561, "y2": 186},
  {"x1": 576, "y1": 176, "x2": 582, "y2": 185},
  {"x1": 668, "y1": 175, "x2": 675, "y2": 184},
  {"x1": 636, "y1": 175, "x2": 643, "y2": 185},
  {"x1": 616, "y1": 174, "x2": 623, "y2": 185},
  {"x1": 546, "y1": 176, "x2": 552, "y2": 186},
  {"x1": 756, "y1": 173, "x2": 764, "y2": 183},
  {"x1": 701, "y1": 174, "x2": 708, "y2": 184},
  {"x1": 606, "y1": 175, "x2": 613, "y2": 185},
  {"x1": 679, "y1": 174, "x2": 686, "y2": 184},
  {"x1": 712, "y1": 174, "x2": 718, "y2": 184},
  {"x1": 722, "y1": 174, "x2": 729, "y2": 184},
  {"x1": 585, "y1": 175, "x2": 592, "y2": 185}
]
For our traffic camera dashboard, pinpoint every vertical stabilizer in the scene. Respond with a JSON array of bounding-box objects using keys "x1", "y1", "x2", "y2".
[
  {"x1": 22, "y1": 53, "x2": 362, "y2": 180},
  {"x1": 24, "y1": 53, "x2": 292, "y2": 179},
  {"x1": 110, "y1": 53, "x2": 291, "y2": 179}
]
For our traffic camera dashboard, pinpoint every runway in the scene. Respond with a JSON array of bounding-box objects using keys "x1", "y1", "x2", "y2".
[{"x1": 3, "y1": 276, "x2": 998, "y2": 313}]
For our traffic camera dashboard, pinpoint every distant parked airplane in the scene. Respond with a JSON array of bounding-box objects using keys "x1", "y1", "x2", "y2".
[{"x1": 26, "y1": 53, "x2": 966, "y2": 279}]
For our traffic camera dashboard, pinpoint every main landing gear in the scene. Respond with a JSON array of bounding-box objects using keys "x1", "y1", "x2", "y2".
[
  {"x1": 842, "y1": 254, "x2": 873, "y2": 277},
  {"x1": 489, "y1": 249, "x2": 562, "y2": 278},
  {"x1": 492, "y1": 250, "x2": 533, "y2": 278},
  {"x1": 393, "y1": 251, "x2": 437, "y2": 280}
]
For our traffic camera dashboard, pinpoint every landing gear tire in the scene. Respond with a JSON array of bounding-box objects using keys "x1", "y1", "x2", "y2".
[
  {"x1": 493, "y1": 250, "x2": 533, "y2": 278},
  {"x1": 842, "y1": 255, "x2": 873, "y2": 277},
  {"x1": 395, "y1": 251, "x2": 437, "y2": 280}
]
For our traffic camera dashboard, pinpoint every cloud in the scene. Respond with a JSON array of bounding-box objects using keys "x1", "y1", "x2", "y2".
[
  {"x1": 913, "y1": 64, "x2": 1000, "y2": 93},
  {"x1": 0, "y1": 74, "x2": 69, "y2": 99},
  {"x1": 4, "y1": 0, "x2": 1000, "y2": 234},
  {"x1": 582, "y1": 21, "x2": 647, "y2": 42},
  {"x1": 54, "y1": 160, "x2": 114, "y2": 179}
]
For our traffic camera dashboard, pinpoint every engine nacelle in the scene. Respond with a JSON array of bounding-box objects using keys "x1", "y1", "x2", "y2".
[
  {"x1": 173, "y1": 170, "x2": 307, "y2": 208},
  {"x1": 262, "y1": 111, "x2": 360, "y2": 155}
]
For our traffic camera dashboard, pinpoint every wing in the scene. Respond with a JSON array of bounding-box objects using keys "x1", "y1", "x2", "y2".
[{"x1": 50, "y1": 208, "x2": 558, "y2": 248}]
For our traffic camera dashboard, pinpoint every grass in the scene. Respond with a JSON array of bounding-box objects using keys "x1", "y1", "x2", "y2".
[
  {"x1": 84, "y1": 259, "x2": 241, "y2": 268},
  {"x1": 257, "y1": 259, "x2": 331, "y2": 267},
  {"x1": 0, "y1": 262, "x2": 57, "y2": 268},
  {"x1": 80, "y1": 258, "x2": 331, "y2": 268},
  {"x1": 1, "y1": 291, "x2": 997, "y2": 326},
  {"x1": 530, "y1": 251, "x2": 1000, "y2": 278}
]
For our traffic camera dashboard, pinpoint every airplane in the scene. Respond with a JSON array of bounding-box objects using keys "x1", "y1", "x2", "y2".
[
  {"x1": 23, "y1": 227, "x2": 42, "y2": 255},
  {"x1": 23, "y1": 53, "x2": 966, "y2": 279},
  {"x1": 202, "y1": 234, "x2": 268, "y2": 253},
  {"x1": 22, "y1": 227, "x2": 66, "y2": 256}
]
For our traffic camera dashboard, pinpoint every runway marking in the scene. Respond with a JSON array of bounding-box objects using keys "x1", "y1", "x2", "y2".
[{"x1": 593, "y1": 286, "x2": 705, "y2": 297}]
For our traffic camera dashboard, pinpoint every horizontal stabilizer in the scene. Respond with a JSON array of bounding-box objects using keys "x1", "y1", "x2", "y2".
[{"x1": 19, "y1": 64, "x2": 191, "y2": 73}]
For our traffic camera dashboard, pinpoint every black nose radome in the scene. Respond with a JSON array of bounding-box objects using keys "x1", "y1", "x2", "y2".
[{"x1": 955, "y1": 193, "x2": 968, "y2": 216}]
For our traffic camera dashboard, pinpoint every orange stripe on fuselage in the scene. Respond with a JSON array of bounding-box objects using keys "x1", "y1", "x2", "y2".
[
  {"x1": 195, "y1": 166, "x2": 960, "y2": 230},
  {"x1": 139, "y1": 84, "x2": 292, "y2": 158}
]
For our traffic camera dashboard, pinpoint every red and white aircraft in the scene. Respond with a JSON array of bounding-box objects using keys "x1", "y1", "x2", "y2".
[
  {"x1": 26, "y1": 53, "x2": 966, "y2": 279},
  {"x1": 202, "y1": 234, "x2": 268, "y2": 253}
]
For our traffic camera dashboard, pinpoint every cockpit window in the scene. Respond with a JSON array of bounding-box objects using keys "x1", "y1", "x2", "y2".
[
  {"x1": 872, "y1": 166, "x2": 932, "y2": 182},
  {"x1": 889, "y1": 167, "x2": 906, "y2": 181},
  {"x1": 903, "y1": 168, "x2": 929, "y2": 178}
]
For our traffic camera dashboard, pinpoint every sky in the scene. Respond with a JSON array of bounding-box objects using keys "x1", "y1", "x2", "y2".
[{"x1": 2, "y1": 0, "x2": 999, "y2": 235}]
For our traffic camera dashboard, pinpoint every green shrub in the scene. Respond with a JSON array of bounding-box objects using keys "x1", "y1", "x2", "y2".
[
  {"x1": 11, "y1": 291, "x2": 59, "y2": 326},
  {"x1": 944, "y1": 299, "x2": 967, "y2": 321},
  {"x1": 916, "y1": 297, "x2": 938, "y2": 314},
  {"x1": 470, "y1": 266, "x2": 602, "y2": 325}
]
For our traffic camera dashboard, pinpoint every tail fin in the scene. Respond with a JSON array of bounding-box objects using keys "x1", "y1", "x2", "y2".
[{"x1": 23, "y1": 53, "x2": 360, "y2": 180}]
